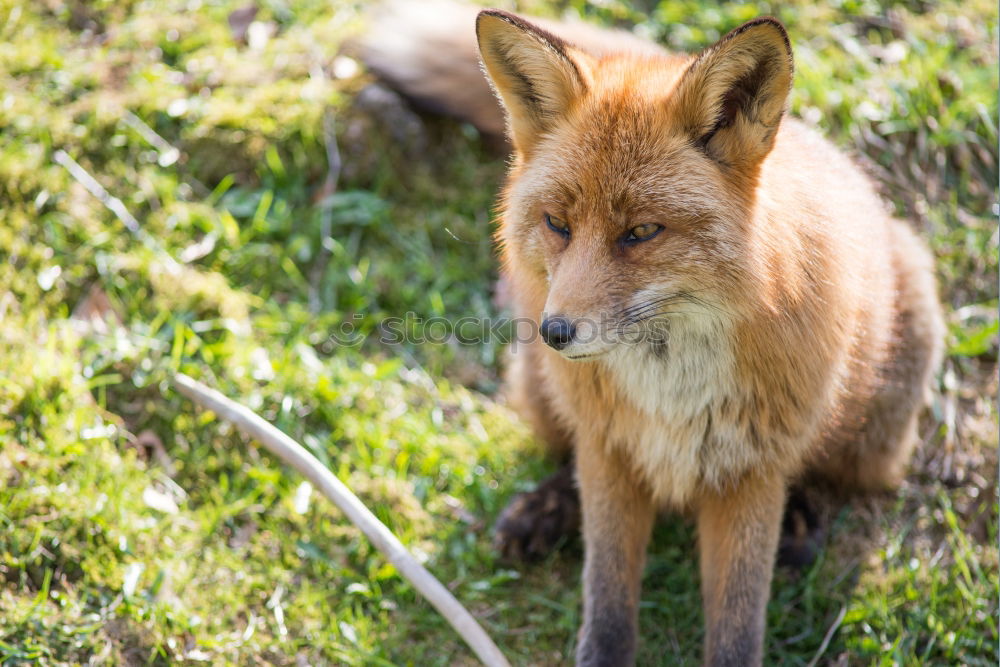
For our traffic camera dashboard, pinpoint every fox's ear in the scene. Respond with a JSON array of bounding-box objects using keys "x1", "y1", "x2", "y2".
[
  {"x1": 476, "y1": 9, "x2": 589, "y2": 152},
  {"x1": 671, "y1": 18, "x2": 793, "y2": 169}
]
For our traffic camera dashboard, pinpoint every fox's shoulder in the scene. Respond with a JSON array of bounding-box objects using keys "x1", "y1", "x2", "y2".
[{"x1": 764, "y1": 119, "x2": 888, "y2": 216}]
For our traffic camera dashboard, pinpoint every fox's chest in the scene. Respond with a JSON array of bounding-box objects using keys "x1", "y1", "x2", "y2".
[{"x1": 601, "y1": 329, "x2": 764, "y2": 506}]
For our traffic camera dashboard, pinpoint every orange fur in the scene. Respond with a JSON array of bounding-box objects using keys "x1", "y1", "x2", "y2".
[{"x1": 363, "y1": 5, "x2": 944, "y2": 665}]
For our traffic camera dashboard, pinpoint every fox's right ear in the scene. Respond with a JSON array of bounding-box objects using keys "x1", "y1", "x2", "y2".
[{"x1": 476, "y1": 10, "x2": 590, "y2": 153}]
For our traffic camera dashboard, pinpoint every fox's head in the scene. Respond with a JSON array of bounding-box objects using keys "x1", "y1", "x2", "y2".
[{"x1": 477, "y1": 11, "x2": 793, "y2": 360}]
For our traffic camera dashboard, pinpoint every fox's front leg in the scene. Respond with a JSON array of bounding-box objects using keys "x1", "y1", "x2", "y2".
[
  {"x1": 575, "y1": 441, "x2": 655, "y2": 666},
  {"x1": 697, "y1": 472, "x2": 786, "y2": 666}
]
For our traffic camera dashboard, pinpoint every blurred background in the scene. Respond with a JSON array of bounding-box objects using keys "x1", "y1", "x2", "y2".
[{"x1": 0, "y1": 0, "x2": 996, "y2": 664}]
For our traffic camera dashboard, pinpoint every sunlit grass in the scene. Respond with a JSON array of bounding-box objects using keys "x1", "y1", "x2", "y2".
[{"x1": 0, "y1": 0, "x2": 996, "y2": 664}]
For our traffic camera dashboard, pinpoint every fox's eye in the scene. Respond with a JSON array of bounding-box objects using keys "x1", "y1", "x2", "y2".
[
  {"x1": 625, "y1": 223, "x2": 663, "y2": 243},
  {"x1": 545, "y1": 213, "x2": 570, "y2": 238}
]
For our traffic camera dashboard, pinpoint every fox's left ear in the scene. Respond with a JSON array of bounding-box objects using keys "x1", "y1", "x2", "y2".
[{"x1": 671, "y1": 18, "x2": 793, "y2": 169}]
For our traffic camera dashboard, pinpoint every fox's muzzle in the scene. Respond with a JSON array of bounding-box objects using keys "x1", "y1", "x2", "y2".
[{"x1": 539, "y1": 315, "x2": 576, "y2": 350}]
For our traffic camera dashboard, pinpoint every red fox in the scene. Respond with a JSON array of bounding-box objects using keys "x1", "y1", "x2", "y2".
[{"x1": 359, "y1": 4, "x2": 944, "y2": 664}]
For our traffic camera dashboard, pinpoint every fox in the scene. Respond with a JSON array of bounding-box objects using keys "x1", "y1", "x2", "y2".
[{"x1": 358, "y1": 3, "x2": 944, "y2": 665}]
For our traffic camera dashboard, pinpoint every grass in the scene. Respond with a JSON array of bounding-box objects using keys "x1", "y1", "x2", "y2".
[{"x1": 0, "y1": 0, "x2": 996, "y2": 664}]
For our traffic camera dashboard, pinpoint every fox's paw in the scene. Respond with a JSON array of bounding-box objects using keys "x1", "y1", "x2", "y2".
[
  {"x1": 777, "y1": 486, "x2": 826, "y2": 570},
  {"x1": 493, "y1": 463, "x2": 580, "y2": 562}
]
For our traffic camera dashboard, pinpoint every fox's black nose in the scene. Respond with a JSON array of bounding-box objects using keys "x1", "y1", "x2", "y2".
[{"x1": 540, "y1": 316, "x2": 575, "y2": 350}]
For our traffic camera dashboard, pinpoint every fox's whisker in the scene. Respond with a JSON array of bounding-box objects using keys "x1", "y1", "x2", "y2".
[
  {"x1": 615, "y1": 293, "x2": 683, "y2": 314},
  {"x1": 614, "y1": 292, "x2": 718, "y2": 328},
  {"x1": 615, "y1": 295, "x2": 685, "y2": 322}
]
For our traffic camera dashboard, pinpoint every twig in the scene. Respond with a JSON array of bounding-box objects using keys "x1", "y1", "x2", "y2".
[
  {"x1": 120, "y1": 111, "x2": 209, "y2": 197},
  {"x1": 53, "y1": 149, "x2": 181, "y2": 273},
  {"x1": 121, "y1": 111, "x2": 182, "y2": 168},
  {"x1": 321, "y1": 108, "x2": 343, "y2": 198},
  {"x1": 54, "y1": 149, "x2": 141, "y2": 234},
  {"x1": 308, "y1": 108, "x2": 342, "y2": 313},
  {"x1": 806, "y1": 604, "x2": 847, "y2": 667},
  {"x1": 171, "y1": 373, "x2": 510, "y2": 667}
]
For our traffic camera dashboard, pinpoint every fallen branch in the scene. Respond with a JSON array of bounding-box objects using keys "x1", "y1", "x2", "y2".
[{"x1": 171, "y1": 373, "x2": 510, "y2": 667}]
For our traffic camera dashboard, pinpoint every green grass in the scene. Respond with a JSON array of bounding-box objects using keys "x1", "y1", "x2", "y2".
[{"x1": 0, "y1": 0, "x2": 996, "y2": 664}]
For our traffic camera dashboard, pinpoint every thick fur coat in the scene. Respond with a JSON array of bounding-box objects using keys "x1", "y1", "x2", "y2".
[{"x1": 359, "y1": 5, "x2": 944, "y2": 664}]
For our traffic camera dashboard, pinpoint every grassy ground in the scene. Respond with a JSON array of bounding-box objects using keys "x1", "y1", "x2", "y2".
[{"x1": 0, "y1": 0, "x2": 996, "y2": 664}]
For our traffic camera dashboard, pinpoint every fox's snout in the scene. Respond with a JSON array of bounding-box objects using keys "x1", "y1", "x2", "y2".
[
  {"x1": 539, "y1": 316, "x2": 575, "y2": 350},
  {"x1": 536, "y1": 309, "x2": 629, "y2": 360}
]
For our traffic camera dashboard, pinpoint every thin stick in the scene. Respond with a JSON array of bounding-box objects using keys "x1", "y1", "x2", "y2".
[
  {"x1": 54, "y1": 150, "x2": 141, "y2": 234},
  {"x1": 806, "y1": 604, "x2": 847, "y2": 667},
  {"x1": 122, "y1": 111, "x2": 182, "y2": 168},
  {"x1": 53, "y1": 149, "x2": 181, "y2": 273},
  {"x1": 171, "y1": 373, "x2": 510, "y2": 667},
  {"x1": 307, "y1": 109, "x2": 342, "y2": 314}
]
